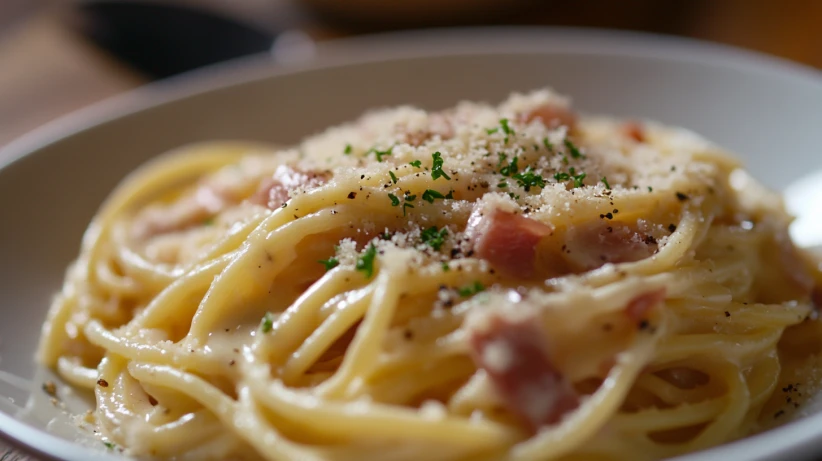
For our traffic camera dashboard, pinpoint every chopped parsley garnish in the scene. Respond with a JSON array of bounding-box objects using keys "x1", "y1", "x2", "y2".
[
  {"x1": 543, "y1": 137, "x2": 553, "y2": 151},
  {"x1": 445, "y1": 190, "x2": 454, "y2": 199},
  {"x1": 409, "y1": 160, "x2": 422, "y2": 168},
  {"x1": 260, "y1": 312, "x2": 274, "y2": 333},
  {"x1": 497, "y1": 152, "x2": 507, "y2": 168},
  {"x1": 431, "y1": 152, "x2": 451, "y2": 181},
  {"x1": 499, "y1": 156, "x2": 519, "y2": 177},
  {"x1": 500, "y1": 118, "x2": 513, "y2": 134},
  {"x1": 388, "y1": 193, "x2": 400, "y2": 206},
  {"x1": 318, "y1": 257, "x2": 339, "y2": 271},
  {"x1": 513, "y1": 166, "x2": 546, "y2": 192},
  {"x1": 401, "y1": 194, "x2": 416, "y2": 216},
  {"x1": 497, "y1": 181, "x2": 508, "y2": 188},
  {"x1": 508, "y1": 192, "x2": 520, "y2": 200},
  {"x1": 648, "y1": 186, "x2": 653, "y2": 192},
  {"x1": 420, "y1": 226, "x2": 448, "y2": 250},
  {"x1": 104, "y1": 442, "x2": 115, "y2": 449},
  {"x1": 422, "y1": 189, "x2": 446, "y2": 203},
  {"x1": 554, "y1": 168, "x2": 586, "y2": 188},
  {"x1": 485, "y1": 127, "x2": 499, "y2": 135},
  {"x1": 457, "y1": 281, "x2": 485, "y2": 297},
  {"x1": 601, "y1": 177, "x2": 611, "y2": 190},
  {"x1": 500, "y1": 118, "x2": 514, "y2": 143},
  {"x1": 569, "y1": 167, "x2": 586, "y2": 188},
  {"x1": 344, "y1": 143, "x2": 352, "y2": 155},
  {"x1": 564, "y1": 139, "x2": 584, "y2": 159},
  {"x1": 389, "y1": 171, "x2": 398, "y2": 184},
  {"x1": 356, "y1": 244, "x2": 377, "y2": 278},
  {"x1": 442, "y1": 262, "x2": 450, "y2": 272},
  {"x1": 370, "y1": 146, "x2": 393, "y2": 162}
]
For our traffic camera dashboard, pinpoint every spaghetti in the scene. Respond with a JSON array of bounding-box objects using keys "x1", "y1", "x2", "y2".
[{"x1": 38, "y1": 90, "x2": 822, "y2": 460}]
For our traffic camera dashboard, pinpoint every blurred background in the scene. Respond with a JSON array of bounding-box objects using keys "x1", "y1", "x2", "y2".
[{"x1": 1, "y1": 0, "x2": 822, "y2": 147}]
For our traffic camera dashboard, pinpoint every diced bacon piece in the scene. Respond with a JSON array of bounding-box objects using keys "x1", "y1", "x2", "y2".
[
  {"x1": 622, "y1": 121, "x2": 646, "y2": 142},
  {"x1": 468, "y1": 314, "x2": 578, "y2": 432},
  {"x1": 624, "y1": 288, "x2": 666, "y2": 322},
  {"x1": 250, "y1": 177, "x2": 289, "y2": 209},
  {"x1": 250, "y1": 165, "x2": 330, "y2": 209},
  {"x1": 518, "y1": 103, "x2": 578, "y2": 130},
  {"x1": 133, "y1": 185, "x2": 230, "y2": 239},
  {"x1": 563, "y1": 222, "x2": 657, "y2": 272},
  {"x1": 401, "y1": 113, "x2": 455, "y2": 147},
  {"x1": 428, "y1": 112, "x2": 455, "y2": 139},
  {"x1": 466, "y1": 208, "x2": 554, "y2": 278}
]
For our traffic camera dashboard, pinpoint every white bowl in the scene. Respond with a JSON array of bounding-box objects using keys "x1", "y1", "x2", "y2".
[{"x1": 1, "y1": 28, "x2": 821, "y2": 461}]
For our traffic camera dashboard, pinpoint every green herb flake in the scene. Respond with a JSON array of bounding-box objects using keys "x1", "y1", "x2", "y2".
[
  {"x1": 420, "y1": 226, "x2": 448, "y2": 251},
  {"x1": 543, "y1": 137, "x2": 554, "y2": 151},
  {"x1": 601, "y1": 177, "x2": 611, "y2": 190},
  {"x1": 356, "y1": 244, "x2": 378, "y2": 278},
  {"x1": 442, "y1": 262, "x2": 450, "y2": 272},
  {"x1": 566, "y1": 168, "x2": 585, "y2": 188},
  {"x1": 431, "y1": 152, "x2": 451, "y2": 181},
  {"x1": 402, "y1": 202, "x2": 415, "y2": 216},
  {"x1": 344, "y1": 143, "x2": 352, "y2": 155},
  {"x1": 445, "y1": 190, "x2": 454, "y2": 199},
  {"x1": 554, "y1": 172, "x2": 570, "y2": 181},
  {"x1": 260, "y1": 312, "x2": 274, "y2": 333},
  {"x1": 422, "y1": 189, "x2": 446, "y2": 203},
  {"x1": 405, "y1": 193, "x2": 417, "y2": 201},
  {"x1": 104, "y1": 442, "x2": 116, "y2": 449},
  {"x1": 318, "y1": 257, "x2": 339, "y2": 271},
  {"x1": 499, "y1": 156, "x2": 519, "y2": 177},
  {"x1": 409, "y1": 160, "x2": 422, "y2": 168},
  {"x1": 513, "y1": 166, "x2": 546, "y2": 192},
  {"x1": 388, "y1": 193, "x2": 400, "y2": 207},
  {"x1": 499, "y1": 118, "x2": 514, "y2": 143},
  {"x1": 370, "y1": 146, "x2": 393, "y2": 162},
  {"x1": 389, "y1": 171, "x2": 398, "y2": 184},
  {"x1": 648, "y1": 186, "x2": 653, "y2": 192},
  {"x1": 457, "y1": 281, "x2": 485, "y2": 297},
  {"x1": 497, "y1": 181, "x2": 508, "y2": 188},
  {"x1": 564, "y1": 139, "x2": 584, "y2": 159},
  {"x1": 485, "y1": 127, "x2": 499, "y2": 135},
  {"x1": 572, "y1": 172, "x2": 587, "y2": 188}
]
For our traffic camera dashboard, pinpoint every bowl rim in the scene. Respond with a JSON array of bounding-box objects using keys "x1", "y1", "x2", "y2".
[{"x1": 1, "y1": 26, "x2": 821, "y2": 461}]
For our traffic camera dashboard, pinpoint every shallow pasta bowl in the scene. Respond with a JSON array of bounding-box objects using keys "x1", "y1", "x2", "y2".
[{"x1": 0, "y1": 27, "x2": 821, "y2": 461}]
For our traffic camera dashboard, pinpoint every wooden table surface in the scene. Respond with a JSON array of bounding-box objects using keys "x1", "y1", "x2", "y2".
[{"x1": 1, "y1": 1, "x2": 821, "y2": 459}]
